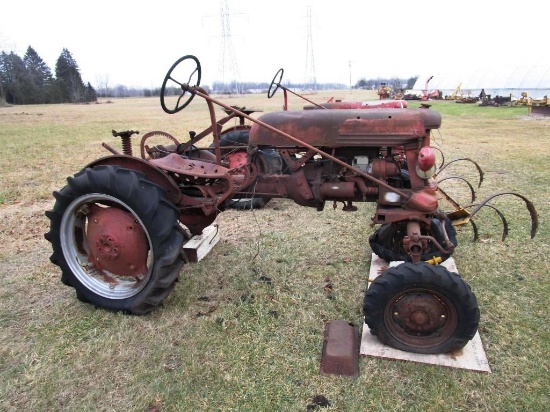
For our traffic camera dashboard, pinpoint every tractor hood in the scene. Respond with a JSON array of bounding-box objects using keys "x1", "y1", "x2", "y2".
[{"x1": 249, "y1": 108, "x2": 441, "y2": 148}]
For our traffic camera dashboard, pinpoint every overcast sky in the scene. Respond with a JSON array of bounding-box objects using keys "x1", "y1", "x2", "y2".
[{"x1": 2, "y1": 0, "x2": 548, "y2": 89}]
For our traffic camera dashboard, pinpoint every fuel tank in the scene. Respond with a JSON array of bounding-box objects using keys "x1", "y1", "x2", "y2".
[{"x1": 249, "y1": 108, "x2": 441, "y2": 148}]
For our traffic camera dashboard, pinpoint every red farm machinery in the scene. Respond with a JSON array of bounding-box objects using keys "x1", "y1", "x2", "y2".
[{"x1": 45, "y1": 55, "x2": 537, "y2": 354}]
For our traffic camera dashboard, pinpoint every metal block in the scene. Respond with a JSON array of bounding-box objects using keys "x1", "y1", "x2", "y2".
[{"x1": 320, "y1": 320, "x2": 359, "y2": 378}]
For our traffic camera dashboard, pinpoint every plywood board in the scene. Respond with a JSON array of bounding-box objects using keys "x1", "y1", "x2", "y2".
[{"x1": 360, "y1": 253, "x2": 491, "y2": 373}]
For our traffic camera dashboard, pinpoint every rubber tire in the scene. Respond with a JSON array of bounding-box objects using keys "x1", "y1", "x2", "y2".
[
  {"x1": 218, "y1": 129, "x2": 250, "y2": 146},
  {"x1": 364, "y1": 262, "x2": 479, "y2": 354},
  {"x1": 369, "y1": 218, "x2": 457, "y2": 263},
  {"x1": 45, "y1": 165, "x2": 187, "y2": 315}
]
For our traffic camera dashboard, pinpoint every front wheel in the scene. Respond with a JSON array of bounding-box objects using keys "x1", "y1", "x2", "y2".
[
  {"x1": 363, "y1": 262, "x2": 479, "y2": 354},
  {"x1": 369, "y1": 217, "x2": 457, "y2": 263},
  {"x1": 45, "y1": 165, "x2": 187, "y2": 315}
]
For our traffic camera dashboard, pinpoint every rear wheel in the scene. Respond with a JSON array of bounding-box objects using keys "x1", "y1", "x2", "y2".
[
  {"x1": 45, "y1": 165, "x2": 187, "y2": 315},
  {"x1": 364, "y1": 262, "x2": 479, "y2": 354}
]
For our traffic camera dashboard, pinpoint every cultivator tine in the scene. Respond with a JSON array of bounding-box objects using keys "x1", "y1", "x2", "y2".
[
  {"x1": 465, "y1": 192, "x2": 538, "y2": 239},
  {"x1": 436, "y1": 158, "x2": 487, "y2": 231},
  {"x1": 435, "y1": 158, "x2": 485, "y2": 188},
  {"x1": 468, "y1": 218, "x2": 479, "y2": 241},
  {"x1": 457, "y1": 203, "x2": 508, "y2": 241},
  {"x1": 430, "y1": 146, "x2": 445, "y2": 169},
  {"x1": 440, "y1": 186, "x2": 537, "y2": 241},
  {"x1": 437, "y1": 176, "x2": 477, "y2": 203}
]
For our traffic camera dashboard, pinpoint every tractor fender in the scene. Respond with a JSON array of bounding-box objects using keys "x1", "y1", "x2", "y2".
[{"x1": 84, "y1": 155, "x2": 181, "y2": 205}]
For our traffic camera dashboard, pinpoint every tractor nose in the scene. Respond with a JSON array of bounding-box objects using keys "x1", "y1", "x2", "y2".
[{"x1": 416, "y1": 146, "x2": 436, "y2": 179}]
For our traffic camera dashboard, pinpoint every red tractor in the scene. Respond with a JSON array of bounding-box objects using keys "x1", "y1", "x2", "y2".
[{"x1": 45, "y1": 55, "x2": 537, "y2": 354}]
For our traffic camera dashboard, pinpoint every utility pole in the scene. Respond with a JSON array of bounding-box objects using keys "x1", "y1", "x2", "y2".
[{"x1": 348, "y1": 61, "x2": 353, "y2": 89}]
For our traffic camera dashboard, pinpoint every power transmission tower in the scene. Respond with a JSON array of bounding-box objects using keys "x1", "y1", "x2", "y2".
[
  {"x1": 304, "y1": 6, "x2": 317, "y2": 90},
  {"x1": 218, "y1": 0, "x2": 241, "y2": 94}
]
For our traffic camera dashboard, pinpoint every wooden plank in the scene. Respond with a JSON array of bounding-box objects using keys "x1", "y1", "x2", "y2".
[
  {"x1": 361, "y1": 253, "x2": 491, "y2": 373},
  {"x1": 183, "y1": 225, "x2": 220, "y2": 263}
]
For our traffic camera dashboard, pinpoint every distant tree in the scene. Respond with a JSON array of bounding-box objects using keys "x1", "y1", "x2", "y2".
[
  {"x1": 95, "y1": 73, "x2": 111, "y2": 98},
  {"x1": 0, "y1": 55, "x2": 6, "y2": 105},
  {"x1": 47, "y1": 79, "x2": 64, "y2": 103},
  {"x1": 84, "y1": 82, "x2": 97, "y2": 102},
  {"x1": 55, "y1": 48, "x2": 87, "y2": 103},
  {"x1": 23, "y1": 46, "x2": 54, "y2": 103},
  {"x1": 0, "y1": 51, "x2": 30, "y2": 104},
  {"x1": 113, "y1": 84, "x2": 129, "y2": 98},
  {"x1": 389, "y1": 77, "x2": 403, "y2": 91},
  {"x1": 355, "y1": 78, "x2": 368, "y2": 89}
]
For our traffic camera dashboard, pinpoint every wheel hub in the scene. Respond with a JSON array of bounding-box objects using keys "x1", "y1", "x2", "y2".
[
  {"x1": 392, "y1": 292, "x2": 448, "y2": 334},
  {"x1": 86, "y1": 205, "x2": 148, "y2": 278},
  {"x1": 95, "y1": 235, "x2": 121, "y2": 260}
]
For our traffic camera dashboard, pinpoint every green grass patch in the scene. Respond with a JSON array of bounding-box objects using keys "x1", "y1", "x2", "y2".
[{"x1": 1, "y1": 94, "x2": 549, "y2": 411}]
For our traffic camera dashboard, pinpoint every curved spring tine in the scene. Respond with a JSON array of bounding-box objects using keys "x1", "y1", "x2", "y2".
[
  {"x1": 484, "y1": 204, "x2": 509, "y2": 241},
  {"x1": 465, "y1": 203, "x2": 509, "y2": 241},
  {"x1": 430, "y1": 146, "x2": 445, "y2": 170},
  {"x1": 436, "y1": 158, "x2": 485, "y2": 188},
  {"x1": 465, "y1": 191, "x2": 538, "y2": 239},
  {"x1": 469, "y1": 218, "x2": 479, "y2": 241},
  {"x1": 438, "y1": 175, "x2": 477, "y2": 203}
]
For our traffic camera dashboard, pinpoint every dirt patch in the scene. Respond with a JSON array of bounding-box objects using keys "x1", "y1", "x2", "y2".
[{"x1": 0, "y1": 200, "x2": 53, "y2": 256}]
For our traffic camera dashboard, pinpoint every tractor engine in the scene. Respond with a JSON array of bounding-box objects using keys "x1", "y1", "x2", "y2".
[{"x1": 247, "y1": 107, "x2": 440, "y2": 213}]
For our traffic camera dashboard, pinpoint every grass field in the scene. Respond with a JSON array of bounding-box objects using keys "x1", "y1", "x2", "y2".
[{"x1": 0, "y1": 91, "x2": 548, "y2": 411}]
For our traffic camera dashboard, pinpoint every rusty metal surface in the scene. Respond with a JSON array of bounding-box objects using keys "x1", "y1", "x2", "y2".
[
  {"x1": 191, "y1": 88, "x2": 418, "y2": 201},
  {"x1": 304, "y1": 100, "x2": 408, "y2": 110},
  {"x1": 86, "y1": 205, "x2": 148, "y2": 279},
  {"x1": 85, "y1": 155, "x2": 182, "y2": 205},
  {"x1": 384, "y1": 287, "x2": 458, "y2": 348},
  {"x1": 249, "y1": 109, "x2": 441, "y2": 147},
  {"x1": 320, "y1": 320, "x2": 359, "y2": 378},
  {"x1": 149, "y1": 153, "x2": 230, "y2": 177}
]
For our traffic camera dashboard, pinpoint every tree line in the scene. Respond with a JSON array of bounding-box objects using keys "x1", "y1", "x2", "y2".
[
  {"x1": 354, "y1": 77, "x2": 418, "y2": 92},
  {"x1": 0, "y1": 46, "x2": 96, "y2": 105},
  {"x1": 0, "y1": 45, "x2": 419, "y2": 106}
]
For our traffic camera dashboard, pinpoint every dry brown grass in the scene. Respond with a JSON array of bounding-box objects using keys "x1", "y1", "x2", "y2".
[{"x1": 0, "y1": 94, "x2": 548, "y2": 411}]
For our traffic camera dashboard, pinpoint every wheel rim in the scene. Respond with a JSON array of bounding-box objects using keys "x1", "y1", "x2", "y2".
[
  {"x1": 60, "y1": 194, "x2": 153, "y2": 299},
  {"x1": 384, "y1": 288, "x2": 458, "y2": 348}
]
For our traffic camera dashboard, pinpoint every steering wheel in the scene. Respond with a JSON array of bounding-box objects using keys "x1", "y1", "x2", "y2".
[
  {"x1": 160, "y1": 55, "x2": 202, "y2": 114},
  {"x1": 267, "y1": 68, "x2": 284, "y2": 99}
]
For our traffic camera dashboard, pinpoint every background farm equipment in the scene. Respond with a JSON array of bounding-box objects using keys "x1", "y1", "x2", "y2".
[
  {"x1": 404, "y1": 76, "x2": 442, "y2": 101},
  {"x1": 267, "y1": 68, "x2": 408, "y2": 111},
  {"x1": 377, "y1": 82, "x2": 392, "y2": 100},
  {"x1": 45, "y1": 55, "x2": 537, "y2": 355}
]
